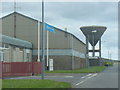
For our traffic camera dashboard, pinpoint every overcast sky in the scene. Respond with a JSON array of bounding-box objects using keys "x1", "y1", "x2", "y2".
[{"x1": 1, "y1": 1, "x2": 118, "y2": 60}]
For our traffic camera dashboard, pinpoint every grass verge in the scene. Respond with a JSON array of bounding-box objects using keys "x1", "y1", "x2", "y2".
[
  {"x1": 46, "y1": 66, "x2": 106, "y2": 73},
  {"x1": 2, "y1": 79, "x2": 71, "y2": 88}
]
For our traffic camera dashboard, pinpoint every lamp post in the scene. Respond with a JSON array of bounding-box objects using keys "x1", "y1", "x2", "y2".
[{"x1": 41, "y1": 0, "x2": 45, "y2": 80}]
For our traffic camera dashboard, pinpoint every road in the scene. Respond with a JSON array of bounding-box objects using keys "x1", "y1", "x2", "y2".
[
  {"x1": 5, "y1": 63, "x2": 118, "y2": 88},
  {"x1": 45, "y1": 63, "x2": 118, "y2": 88},
  {"x1": 73, "y1": 63, "x2": 118, "y2": 88}
]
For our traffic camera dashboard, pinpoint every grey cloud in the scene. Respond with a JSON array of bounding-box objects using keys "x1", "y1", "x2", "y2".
[{"x1": 45, "y1": 2, "x2": 117, "y2": 23}]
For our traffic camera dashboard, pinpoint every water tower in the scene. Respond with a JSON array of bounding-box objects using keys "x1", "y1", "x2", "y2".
[{"x1": 80, "y1": 26, "x2": 107, "y2": 66}]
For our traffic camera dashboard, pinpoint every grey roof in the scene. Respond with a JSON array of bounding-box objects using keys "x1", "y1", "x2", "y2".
[
  {"x1": 0, "y1": 35, "x2": 32, "y2": 48},
  {"x1": 80, "y1": 26, "x2": 107, "y2": 46},
  {"x1": 1, "y1": 12, "x2": 86, "y2": 46}
]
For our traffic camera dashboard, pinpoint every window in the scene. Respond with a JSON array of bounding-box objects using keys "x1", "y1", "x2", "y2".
[
  {"x1": 19, "y1": 48, "x2": 23, "y2": 51},
  {"x1": 27, "y1": 53, "x2": 29, "y2": 61},
  {"x1": 2, "y1": 44, "x2": 9, "y2": 48}
]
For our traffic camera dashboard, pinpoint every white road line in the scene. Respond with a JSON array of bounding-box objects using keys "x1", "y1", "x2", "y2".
[
  {"x1": 76, "y1": 80, "x2": 85, "y2": 86},
  {"x1": 81, "y1": 74, "x2": 92, "y2": 78},
  {"x1": 81, "y1": 76, "x2": 85, "y2": 78},
  {"x1": 86, "y1": 74, "x2": 92, "y2": 77},
  {"x1": 88, "y1": 73, "x2": 98, "y2": 79},
  {"x1": 75, "y1": 73, "x2": 98, "y2": 86}
]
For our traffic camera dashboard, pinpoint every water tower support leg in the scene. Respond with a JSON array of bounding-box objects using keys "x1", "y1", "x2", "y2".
[
  {"x1": 99, "y1": 39, "x2": 102, "y2": 65},
  {"x1": 86, "y1": 37, "x2": 89, "y2": 67}
]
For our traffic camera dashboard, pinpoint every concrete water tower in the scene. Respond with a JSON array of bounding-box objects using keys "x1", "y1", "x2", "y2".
[{"x1": 80, "y1": 26, "x2": 107, "y2": 59}]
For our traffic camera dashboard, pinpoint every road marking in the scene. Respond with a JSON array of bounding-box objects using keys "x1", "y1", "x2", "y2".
[
  {"x1": 76, "y1": 80, "x2": 85, "y2": 85},
  {"x1": 88, "y1": 73, "x2": 98, "y2": 79},
  {"x1": 81, "y1": 76, "x2": 85, "y2": 78},
  {"x1": 86, "y1": 74, "x2": 92, "y2": 77},
  {"x1": 93, "y1": 73, "x2": 98, "y2": 76},
  {"x1": 75, "y1": 73, "x2": 98, "y2": 86},
  {"x1": 81, "y1": 74, "x2": 92, "y2": 78}
]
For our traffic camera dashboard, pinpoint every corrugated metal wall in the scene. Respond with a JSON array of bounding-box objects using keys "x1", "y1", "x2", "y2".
[
  {"x1": 2, "y1": 12, "x2": 87, "y2": 70},
  {"x1": 2, "y1": 13, "x2": 86, "y2": 52}
]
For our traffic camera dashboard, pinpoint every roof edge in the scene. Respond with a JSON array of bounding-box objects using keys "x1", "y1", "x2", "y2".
[{"x1": 1, "y1": 12, "x2": 85, "y2": 46}]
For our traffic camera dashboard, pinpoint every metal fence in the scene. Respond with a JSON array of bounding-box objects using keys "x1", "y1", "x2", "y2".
[{"x1": 0, "y1": 62, "x2": 42, "y2": 78}]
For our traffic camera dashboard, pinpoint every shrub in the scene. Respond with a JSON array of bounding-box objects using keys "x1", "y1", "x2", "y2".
[{"x1": 103, "y1": 62, "x2": 113, "y2": 66}]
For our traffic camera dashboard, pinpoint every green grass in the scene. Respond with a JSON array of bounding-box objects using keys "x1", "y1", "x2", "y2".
[
  {"x1": 2, "y1": 79, "x2": 71, "y2": 88},
  {"x1": 46, "y1": 66, "x2": 106, "y2": 73}
]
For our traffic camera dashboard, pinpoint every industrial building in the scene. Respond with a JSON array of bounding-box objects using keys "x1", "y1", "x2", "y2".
[
  {"x1": 1, "y1": 12, "x2": 87, "y2": 70},
  {"x1": 0, "y1": 34, "x2": 32, "y2": 62}
]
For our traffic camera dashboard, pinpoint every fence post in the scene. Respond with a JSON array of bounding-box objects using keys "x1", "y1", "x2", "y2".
[
  {"x1": 32, "y1": 62, "x2": 34, "y2": 76},
  {"x1": 2, "y1": 61, "x2": 3, "y2": 79}
]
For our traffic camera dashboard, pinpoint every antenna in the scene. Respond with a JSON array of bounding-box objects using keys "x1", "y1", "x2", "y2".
[
  {"x1": 14, "y1": 0, "x2": 16, "y2": 38},
  {"x1": 14, "y1": 0, "x2": 16, "y2": 12}
]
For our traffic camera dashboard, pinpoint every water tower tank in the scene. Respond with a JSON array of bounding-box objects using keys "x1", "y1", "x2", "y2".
[{"x1": 80, "y1": 26, "x2": 107, "y2": 46}]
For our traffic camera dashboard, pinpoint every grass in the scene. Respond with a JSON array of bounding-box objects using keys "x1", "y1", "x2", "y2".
[
  {"x1": 2, "y1": 66, "x2": 106, "y2": 88},
  {"x1": 2, "y1": 79, "x2": 71, "y2": 88},
  {"x1": 45, "y1": 66, "x2": 106, "y2": 73},
  {"x1": 0, "y1": 79, "x2": 2, "y2": 89}
]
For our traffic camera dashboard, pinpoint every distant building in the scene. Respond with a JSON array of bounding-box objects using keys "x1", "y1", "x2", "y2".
[
  {"x1": 1, "y1": 12, "x2": 86, "y2": 70},
  {"x1": 0, "y1": 34, "x2": 32, "y2": 62}
]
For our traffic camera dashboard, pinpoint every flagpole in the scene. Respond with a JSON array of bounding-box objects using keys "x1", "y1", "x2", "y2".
[
  {"x1": 47, "y1": 30, "x2": 49, "y2": 70},
  {"x1": 37, "y1": 21, "x2": 40, "y2": 62},
  {"x1": 41, "y1": 0, "x2": 45, "y2": 79}
]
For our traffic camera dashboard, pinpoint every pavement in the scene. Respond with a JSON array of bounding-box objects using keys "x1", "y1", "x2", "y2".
[{"x1": 3, "y1": 63, "x2": 119, "y2": 88}]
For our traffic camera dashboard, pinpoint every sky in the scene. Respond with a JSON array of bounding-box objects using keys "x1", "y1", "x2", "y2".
[{"x1": 0, "y1": 0, "x2": 118, "y2": 60}]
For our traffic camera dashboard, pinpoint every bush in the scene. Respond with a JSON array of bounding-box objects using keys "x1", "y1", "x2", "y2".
[{"x1": 103, "y1": 62, "x2": 113, "y2": 66}]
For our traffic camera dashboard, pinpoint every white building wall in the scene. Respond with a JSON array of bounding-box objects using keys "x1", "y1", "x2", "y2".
[
  {"x1": 23, "y1": 49, "x2": 32, "y2": 62},
  {"x1": 1, "y1": 44, "x2": 32, "y2": 62},
  {"x1": 4, "y1": 49, "x2": 10, "y2": 62}
]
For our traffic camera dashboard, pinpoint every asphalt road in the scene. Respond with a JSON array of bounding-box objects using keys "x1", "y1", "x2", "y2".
[
  {"x1": 5, "y1": 63, "x2": 119, "y2": 88},
  {"x1": 73, "y1": 63, "x2": 118, "y2": 88},
  {"x1": 44, "y1": 63, "x2": 118, "y2": 88}
]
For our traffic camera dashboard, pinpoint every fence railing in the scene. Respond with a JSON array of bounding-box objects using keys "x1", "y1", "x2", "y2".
[{"x1": 0, "y1": 62, "x2": 42, "y2": 78}]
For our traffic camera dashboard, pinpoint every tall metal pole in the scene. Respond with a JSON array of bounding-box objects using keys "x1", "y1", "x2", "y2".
[
  {"x1": 37, "y1": 21, "x2": 40, "y2": 62},
  {"x1": 41, "y1": 0, "x2": 45, "y2": 79},
  {"x1": 46, "y1": 31, "x2": 49, "y2": 70}
]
